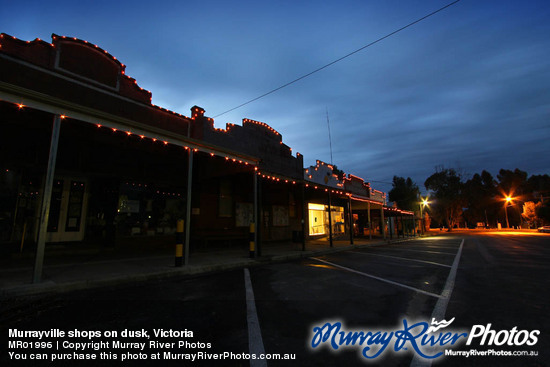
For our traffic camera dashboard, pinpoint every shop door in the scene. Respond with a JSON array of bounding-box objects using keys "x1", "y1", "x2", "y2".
[{"x1": 46, "y1": 178, "x2": 88, "y2": 242}]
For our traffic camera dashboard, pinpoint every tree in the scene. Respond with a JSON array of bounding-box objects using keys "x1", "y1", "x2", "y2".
[
  {"x1": 462, "y1": 170, "x2": 498, "y2": 227},
  {"x1": 537, "y1": 203, "x2": 550, "y2": 225},
  {"x1": 389, "y1": 176, "x2": 420, "y2": 211},
  {"x1": 497, "y1": 169, "x2": 528, "y2": 227},
  {"x1": 521, "y1": 201, "x2": 541, "y2": 228},
  {"x1": 424, "y1": 168, "x2": 464, "y2": 231},
  {"x1": 423, "y1": 212, "x2": 431, "y2": 232},
  {"x1": 497, "y1": 168, "x2": 528, "y2": 198},
  {"x1": 526, "y1": 174, "x2": 550, "y2": 198}
]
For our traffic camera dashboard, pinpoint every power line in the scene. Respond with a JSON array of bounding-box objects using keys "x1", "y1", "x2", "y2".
[
  {"x1": 366, "y1": 179, "x2": 394, "y2": 185},
  {"x1": 213, "y1": 0, "x2": 461, "y2": 118}
]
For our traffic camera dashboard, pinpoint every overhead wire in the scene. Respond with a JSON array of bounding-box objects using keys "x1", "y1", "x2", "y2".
[{"x1": 213, "y1": 0, "x2": 461, "y2": 118}]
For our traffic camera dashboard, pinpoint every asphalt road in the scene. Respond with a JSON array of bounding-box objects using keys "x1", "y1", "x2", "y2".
[{"x1": 2, "y1": 231, "x2": 549, "y2": 366}]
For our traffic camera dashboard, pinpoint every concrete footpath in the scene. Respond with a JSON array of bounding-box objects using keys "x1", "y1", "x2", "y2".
[{"x1": 0, "y1": 235, "x2": 421, "y2": 298}]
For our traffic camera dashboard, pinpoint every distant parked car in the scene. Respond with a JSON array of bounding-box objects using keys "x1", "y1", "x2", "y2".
[{"x1": 538, "y1": 226, "x2": 550, "y2": 233}]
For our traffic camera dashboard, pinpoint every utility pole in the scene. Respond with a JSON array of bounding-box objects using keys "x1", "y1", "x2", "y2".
[{"x1": 326, "y1": 107, "x2": 333, "y2": 165}]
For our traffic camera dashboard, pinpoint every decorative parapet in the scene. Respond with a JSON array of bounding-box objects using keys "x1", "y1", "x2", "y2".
[
  {"x1": 0, "y1": 33, "x2": 152, "y2": 104},
  {"x1": 195, "y1": 110, "x2": 301, "y2": 178},
  {"x1": 304, "y1": 160, "x2": 342, "y2": 189},
  {"x1": 370, "y1": 188, "x2": 387, "y2": 205},
  {"x1": 0, "y1": 33, "x2": 192, "y2": 137}
]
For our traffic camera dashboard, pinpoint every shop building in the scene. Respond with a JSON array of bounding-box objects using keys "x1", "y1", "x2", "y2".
[
  {"x1": 303, "y1": 160, "x2": 415, "y2": 243},
  {"x1": 0, "y1": 33, "x2": 302, "y2": 265},
  {"x1": 1, "y1": 33, "x2": 415, "y2": 282}
]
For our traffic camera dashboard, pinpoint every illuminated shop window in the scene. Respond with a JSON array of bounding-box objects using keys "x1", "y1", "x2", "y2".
[
  {"x1": 308, "y1": 203, "x2": 325, "y2": 235},
  {"x1": 308, "y1": 203, "x2": 345, "y2": 236}
]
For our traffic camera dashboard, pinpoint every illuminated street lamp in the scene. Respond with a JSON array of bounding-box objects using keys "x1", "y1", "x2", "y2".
[
  {"x1": 504, "y1": 195, "x2": 528, "y2": 229},
  {"x1": 419, "y1": 197, "x2": 429, "y2": 235},
  {"x1": 504, "y1": 196, "x2": 512, "y2": 228}
]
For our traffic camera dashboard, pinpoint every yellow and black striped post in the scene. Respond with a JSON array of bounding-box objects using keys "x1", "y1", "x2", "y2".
[
  {"x1": 249, "y1": 222, "x2": 255, "y2": 258},
  {"x1": 175, "y1": 219, "x2": 184, "y2": 267}
]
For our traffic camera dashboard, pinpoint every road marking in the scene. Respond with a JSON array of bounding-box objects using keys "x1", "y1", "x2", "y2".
[
  {"x1": 244, "y1": 268, "x2": 267, "y2": 367},
  {"x1": 382, "y1": 248, "x2": 456, "y2": 256},
  {"x1": 410, "y1": 238, "x2": 464, "y2": 367},
  {"x1": 349, "y1": 251, "x2": 452, "y2": 268},
  {"x1": 311, "y1": 258, "x2": 444, "y2": 299},
  {"x1": 407, "y1": 244, "x2": 460, "y2": 249}
]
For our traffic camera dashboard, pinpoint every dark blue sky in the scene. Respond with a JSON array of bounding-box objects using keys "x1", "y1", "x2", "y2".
[{"x1": 3, "y1": 0, "x2": 549, "y2": 193}]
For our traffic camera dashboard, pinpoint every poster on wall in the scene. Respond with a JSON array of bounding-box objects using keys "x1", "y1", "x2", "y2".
[
  {"x1": 235, "y1": 202, "x2": 253, "y2": 227},
  {"x1": 272, "y1": 205, "x2": 289, "y2": 227}
]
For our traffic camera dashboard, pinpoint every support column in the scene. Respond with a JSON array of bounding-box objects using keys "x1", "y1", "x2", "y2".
[
  {"x1": 327, "y1": 191, "x2": 333, "y2": 247},
  {"x1": 389, "y1": 213, "x2": 393, "y2": 240},
  {"x1": 257, "y1": 175, "x2": 262, "y2": 257},
  {"x1": 348, "y1": 196, "x2": 353, "y2": 245},
  {"x1": 367, "y1": 201, "x2": 372, "y2": 240},
  {"x1": 184, "y1": 149, "x2": 193, "y2": 265},
  {"x1": 253, "y1": 171, "x2": 258, "y2": 258},
  {"x1": 33, "y1": 114, "x2": 62, "y2": 283},
  {"x1": 175, "y1": 219, "x2": 184, "y2": 266},
  {"x1": 381, "y1": 206, "x2": 386, "y2": 241},
  {"x1": 420, "y1": 205, "x2": 424, "y2": 236},
  {"x1": 301, "y1": 181, "x2": 306, "y2": 251}
]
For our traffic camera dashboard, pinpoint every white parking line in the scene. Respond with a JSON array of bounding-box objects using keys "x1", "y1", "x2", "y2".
[
  {"x1": 311, "y1": 258, "x2": 444, "y2": 299},
  {"x1": 410, "y1": 238, "x2": 464, "y2": 367},
  {"x1": 433, "y1": 238, "x2": 464, "y2": 314},
  {"x1": 382, "y1": 248, "x2": 456, "y2": 256},
  {"x1": 244, "y1": 268, "x2": 267, "y2": 367},
  {"x1": 407, "y1": 244, "x2": 462, "y2": 250},
  {"x1": 349, "y1": 251, "x2": 452, "y2": 268}
]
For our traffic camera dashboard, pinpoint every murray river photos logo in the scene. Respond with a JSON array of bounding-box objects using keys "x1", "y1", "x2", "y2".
[{"x1": 309, "y1": 318, "x2": 540, "y2": 360}]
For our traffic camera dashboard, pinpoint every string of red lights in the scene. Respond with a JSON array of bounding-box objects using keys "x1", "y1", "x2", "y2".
[{"x1": 2, "y1": 33, "x2": 399, "y2": 210}]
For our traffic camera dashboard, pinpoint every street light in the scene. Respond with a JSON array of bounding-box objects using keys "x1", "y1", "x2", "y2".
[
  {"x1": 419, "y1": 197, "x2": 429, "y2": 235},
  {"x1": 504, "y1": 196, "x2": 512, "y2": 228},
  {"x1": 503, "y1": 195, "x2": 529, "y2": 229}
]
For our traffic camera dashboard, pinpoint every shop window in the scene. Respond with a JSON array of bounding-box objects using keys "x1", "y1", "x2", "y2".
[
  {"x1": 47, "y1": 180, "x2": 64, "y2": 232},
  {"x1": 330, "y1": 206, "x2": 345, "y2": 235},
  {"x1": 308, "y1": 203, "x2": 345, "y2": 236},
  {"x1": 308, "y1": 203, "x2": 325, "y2": 235},
  {"x1": 65, "y1": 181, "x2": 85, "y2": 232}
]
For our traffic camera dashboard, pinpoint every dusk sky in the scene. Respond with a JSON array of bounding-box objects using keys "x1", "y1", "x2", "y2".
[{"x1": 3, "y1": 0, "x2": 549, "y2": 193}]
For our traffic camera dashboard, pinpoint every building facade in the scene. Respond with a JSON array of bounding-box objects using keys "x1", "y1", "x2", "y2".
[{"x1": 0, "y1": 33, "x2": 413, "y2": 266}]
